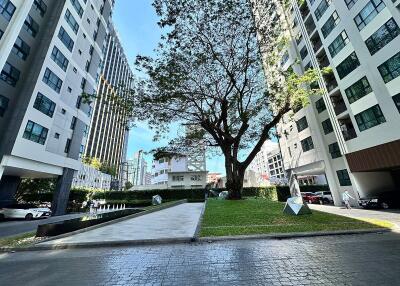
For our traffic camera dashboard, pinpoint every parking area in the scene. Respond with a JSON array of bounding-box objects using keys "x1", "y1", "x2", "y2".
[{"x1": 308, "y1": 204, "x2": 400, "y2": 231}]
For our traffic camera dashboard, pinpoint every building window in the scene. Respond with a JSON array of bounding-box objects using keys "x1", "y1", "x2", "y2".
[
  {"x1": 328, "y1": 142, "x2": 341, "y2": 159},
  {"x1": 336, "y1": 52, "x2": 360, "y2": 79},
  {"x1": 58, "y1": 27, "x2": 74, "y2": 52},
  {"x1": 315, "y1": 98, "x2": 326, "y2": 113},
  {"x1": 23, "y1": 120, "x2": 48, "y2": 145},
  {"x1": 365, "y1": 18, "x2": 400, "y2": 55},
  {"x1": 33, "y1": 0, "x2": 47, "y2": 17},
  {"x1": 0, "y1": 94, "x2": 9, "y2": 117},
  {"x1": 12, "y1": 37, "x2": 30, "y2": 61},
  {"x1": 345, "y1": 76, "x2": 372, "y2": 104},
  {"x1": 43, "y1": 68, "x2": 63, "y2": 93},
  {"x1": 0, "y1": 0, "x2": 16, "y2": 21},
  {"x1": 393, "y1": 93, "x2": 400, "y2": 113},
  {"x1": 296, "y1": 116, "x2": 308, "y2": 132},
  {"x1": 354, "y1": 0, "x2": 385, "y2": 31},
  {"x1": 300, "y1": 46, "x2": 308, "y2": 60},
  {"x1": 0, "y1": 28, "x2": 3, "y2": 40},
  {"x1": 71, "y1": 0, "x2": 84, "y2": 18},
  {"x1": 23, "y1": 15, "x2": 39, "y2": 38},
  {"x1": 33, "y1": 93, "x2": 56, "y2": 117},
  {"x1": 355, "y1": 104, "x2": 386, "y2": 132},
  {"x1": 70, "y1": 116, "x2": 77, "y2": 130},
  {"x1": 345, "y1": 0, "x2": 358, "y2": 9},
  {"x1": 321, "y1": 118, "x2": 333, "y2": 134},
  {"x1": 378, "y1": 51, "x2": 400, "y2": 83},
  {"x1": 65, "y1": 9, "x2": 79, "y2": 34},
  {"x1": 301, "y1": 136, "x2": 314, "y2": 152},
  {"x1": 172, "y1": 175, "x2": 184, "y2": 182},
  {"x1": 1, "y1": 62, "x2": 20, "y2": 87},
  {"x1": 315, "y1": 0, "x2": 331, "y2": 21},
  {"x1": 64, "y1": 138, "x2": 71, "y2": 153},
  {"x1": 54, "y1": 133, "x2": 60, "y2": 139},
  {"x1": 328, "y1": 31, "x2": 349, "y2": 58},
  {"x1": 51, "y1": 46, "x2": 69, "y2": 72},
  {"x1": 337, "y1": 169, "x2": 351, "y2": 186},
  {"x1": 321, "y1": 11, "x2": 340, "y2": 38}
]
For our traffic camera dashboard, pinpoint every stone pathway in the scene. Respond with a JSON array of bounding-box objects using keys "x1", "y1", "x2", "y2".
[
  {"x1": 309, "y1": 204, "x2": 400, "y2": 231},
  {"x1": 39, "y1": 203, "x2": 204, "y2": 246}
]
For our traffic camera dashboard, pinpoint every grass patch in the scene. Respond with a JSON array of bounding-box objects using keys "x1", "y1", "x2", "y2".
[
  {"x1": 0, "y1": 232, "x2": 43, "y2": 248},
  {"x1": 200, "y1": 198, "x2": 387, "y2": 237}
]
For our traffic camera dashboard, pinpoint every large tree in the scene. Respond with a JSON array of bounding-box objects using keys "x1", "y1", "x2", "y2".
[{"x1": 135, "y1": 0, "x2": 320, "y2": 199}]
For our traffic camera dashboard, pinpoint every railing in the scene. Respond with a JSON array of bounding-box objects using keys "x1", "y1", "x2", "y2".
[{"x1": 312, "y1": 39, "x2": 322, "y2": 52}]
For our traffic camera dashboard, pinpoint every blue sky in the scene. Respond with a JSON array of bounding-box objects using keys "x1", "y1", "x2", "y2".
[{"x1": 113, "y1": 0, "x2": 226, "y2": 174}]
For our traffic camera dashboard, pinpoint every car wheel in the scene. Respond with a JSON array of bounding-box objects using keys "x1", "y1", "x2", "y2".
[
  {"x1": 381, "y1": 202, "x2": 389, "y2": 209},
  {"x1": 25, "y1": 213, "x2": 34, "y2": 221}
]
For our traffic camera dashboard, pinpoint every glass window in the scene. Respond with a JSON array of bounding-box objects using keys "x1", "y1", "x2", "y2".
[
  {"x1": 12, "y1": 37, "x2": 30, "y2": 61},
  {"x1": 58, "y1": 27, "x2": 74, "y2": 52},
  {"x1": 296, "y1": 116, "x2": 308, "y2": 132},
  {"x1": 393, "y1": 93, "x2": 400, "y2": 113},
  {"x1": 0, "y1": 94, "x2": 9, "y2": 117},
  {"x1": 0, "y1": 0, "x2": 16, "y2": 21},
  {"x1": 329, "y1": 142, "x2": 342, "y2": 159},
  {"x1": 71, "y1": 0, "x2": 84, "y2": 17},
  {"x1": 337, "y1": 169, "x2": 352, "y2": 186},
  {"x1": 378, "y1": 51, "x2": 400, "y2": 83},
  {"x1": 65, "y1": 138, "x2": 71, "y2": 153},
  {"x1": 33, "y1": 93, "x2": 56, "y2": 117},
  {"x1": 65, "y1": 9, "x2": 79, "y2": 34},
  {"x1": 0, "y1": 62, "x2": 20, "y2": 87},
  {"x1": 365, "y1": 18, "x2": 400, "y2": 55},
  {"x1": 355, "y1": 104, "x2": 386, "y2": 131},
  {"x1": 345, "y1": 76, "x2": 372, "y2": 104},
  {"x1": 321, "y1": 11, "x2": 340, "y2": 38},
  {"x1": 51, "y1": 46, "x2": 69, "y2": 72},
  {"x1": 300, "y1": 46, "x2": 308, "y2": 60},
  {"x1": 345, "y1": 0, "x2": 359, "y2": 9},
  {"x1": 315, "y1": 98, "x2": 326, "y2": 113},
  {"x1": 33, "y1": 0, "x2": 47, "y2": 17},
  {"x1": 315, "y1": 0, "x2": 331, "y2": 21},
  {"x1": 354, "y1": 0, "x2": 385, "y2": 31},
  {"x1": 23, "y1": 15, "x2": 39, "y2": 38},
  {"x1": 301, "y1": 136, "x2": 314, "y2": 152},
  {"x1": 336, "y1": 52, "x2": 360, "y2": 79},
  {"x1": 70, "y1": 116, "x2": 77, "y2": 130},
  {"x1": 321, "y1": 118, "x2": 334, "y2": 134},
  {"x1": 328, "y1": 31, "x2": 349, "y2": 58},
  {"x1": 42, "y1": 68, "x2": 63, "y2": 93},
  {"x1": 23, "y1": 120, "x2": 48, "y2": 145},
  {"x1": 0, "y1": 28, "x2": 3, "y2": 40}
]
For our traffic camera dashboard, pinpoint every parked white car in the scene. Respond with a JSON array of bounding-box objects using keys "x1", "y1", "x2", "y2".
[
  {"x1": 0, "y1": 204, "x2": 51, "y2": 220},
  {"x1": 315, "y1": 191, "x2": 334, "y2": 204}
]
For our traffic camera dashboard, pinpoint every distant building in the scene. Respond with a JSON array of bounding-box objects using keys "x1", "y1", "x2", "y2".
[
  {"x1": 72, "y1": 164, "x2": 111, "y2": 190},
  {"x1": 266, "y1": 147, "x2": 287, "y2": 185},
  {"x1": 207, "y1": 172, "x2": 222, "y2": 186}
]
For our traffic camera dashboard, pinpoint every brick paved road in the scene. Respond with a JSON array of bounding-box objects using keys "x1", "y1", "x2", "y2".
[{"x1": 1, "y1": 232, "x2": 400, "y2": 286}]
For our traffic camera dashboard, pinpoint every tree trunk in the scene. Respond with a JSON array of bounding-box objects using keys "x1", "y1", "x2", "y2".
[{"x1": 224, "y1": 152, "x2": 245, "y2": 200}]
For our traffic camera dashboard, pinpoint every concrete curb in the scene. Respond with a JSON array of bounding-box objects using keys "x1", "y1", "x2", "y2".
[
  {"x1": 192, "y1": 199, "x2": 207, "y2": 241},
  {"x1": 197, "y1": 228, "x2": 391, "y2": 242}
]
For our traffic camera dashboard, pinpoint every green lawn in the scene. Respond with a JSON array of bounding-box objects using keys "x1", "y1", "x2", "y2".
[{"x1": 200, "y1": 198, "x2": 387, "y2": 237}]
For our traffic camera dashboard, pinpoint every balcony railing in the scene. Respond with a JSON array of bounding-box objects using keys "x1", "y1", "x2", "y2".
[
  {"x1": 342, "y1": 128, "x2": 357, "y2": 141},
  {"x1": 312, "y1": 39, "x2": 322, "y2": 53},
  {"x1": 334, "y1": 101, "x2": 347, "y2": 115}
]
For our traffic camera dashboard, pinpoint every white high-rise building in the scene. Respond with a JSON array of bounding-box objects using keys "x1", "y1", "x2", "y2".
[
  {"x1": 0, "y1": 0, "x2": 114, "y2": 214},
  {"x1": 252, "y1": 0, "x2": 400, "y2": 206}
]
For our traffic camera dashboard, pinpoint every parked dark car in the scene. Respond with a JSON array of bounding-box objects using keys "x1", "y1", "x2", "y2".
[{"x1": 358, "y1": 192, "x2": 400, "y2": 209}]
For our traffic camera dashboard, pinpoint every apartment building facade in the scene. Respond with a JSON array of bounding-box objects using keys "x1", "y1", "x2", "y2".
[
  {"x1": 0, "y1": 0, "x2": 114, "y2": 214},
  {"x1": 253, "y1": 0, "x2": 400, "y2": 205},
  {"x1": 84, "y1": 23, "x2": 133, "y2": 187}
]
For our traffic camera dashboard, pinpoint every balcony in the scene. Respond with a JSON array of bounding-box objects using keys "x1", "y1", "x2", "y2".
[
  {"x1": 339, "y1": 118, "x2": 357, "y2": 141},
  {"x1": 331, "y1": 93, "x2": 347, "y2": 115},
  {"x1": 317, "y1": 52, "x2": 330, "y2": 68},
  {"x1": 311, "y1": 35, "x2": 322, "y2": 53},
  {"x1": 300, "y1": 2, "x2": 310, "y2": 19},
  {"x1": 323, "y1": 73, "x2": 338, "y2": 92},
  {"x1": 305, "y1": 18, "x2": 316, "y2": 35}
]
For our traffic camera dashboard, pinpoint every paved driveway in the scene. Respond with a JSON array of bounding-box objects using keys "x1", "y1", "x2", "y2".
[
  {"x1": 2, "y1": 232, "x2": 400, "y2": 285},
  {"x1": 309, "y1": 204, "x2": 400, "y2": 230},
  {"x1": 40, "y1": 203, "x2": 204, "y2": 246}
]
